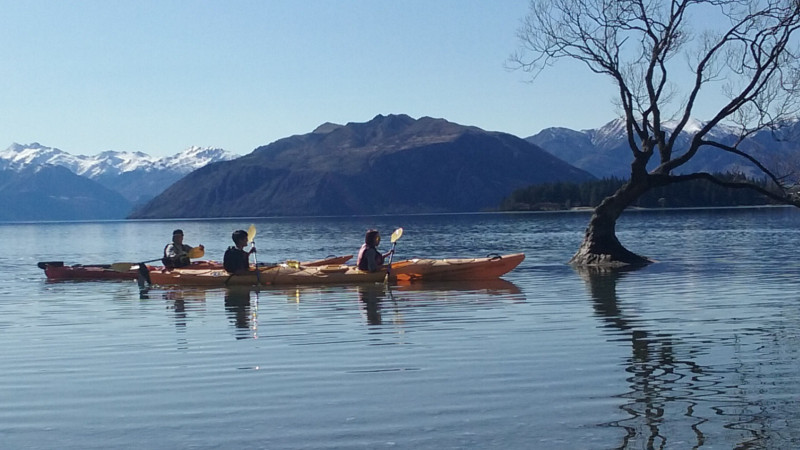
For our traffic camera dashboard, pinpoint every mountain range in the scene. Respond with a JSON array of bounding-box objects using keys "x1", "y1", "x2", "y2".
[
  {"x1": 5, "y1": 113, "x2": 800, "y2": 221},
  {"x1": 526, "y1": 118, "x2": 800, "y2": 179},
  {"x1": 0, "y1": 144, "x2": 237, "y2": 221},
  {"x1": 129, "y1": 114, "x2": 594, "y2": 218}
]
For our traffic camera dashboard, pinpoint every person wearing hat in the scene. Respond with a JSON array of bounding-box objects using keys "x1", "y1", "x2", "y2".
[{"x1": 162, "y1": 229, "x2": 203, "y2": 269}]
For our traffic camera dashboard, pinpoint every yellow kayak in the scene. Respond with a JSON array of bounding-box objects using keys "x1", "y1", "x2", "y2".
[{"x1": 148, "y1": 263, "x2": 384, "y2": 286}]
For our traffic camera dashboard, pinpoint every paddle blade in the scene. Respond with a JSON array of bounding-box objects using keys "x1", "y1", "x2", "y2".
[
  {"x1": 188, "y1": 246, "x2": 204, "y2": 258},
  {"x1": 390, "y1": 228, "x2": 403, "y2": 243},
  {"x1": 247, "y1": 224, "x2": 257, "y2": 243},
  {"x1": 111, "y1": 262, "x2": 135, "y2": 272},
  {"x1": 111, "y1": 257, "x2": 163, "y2": 272},
  {"x1": 384, "y1": 228, "x2": 402, "y2": 284}
]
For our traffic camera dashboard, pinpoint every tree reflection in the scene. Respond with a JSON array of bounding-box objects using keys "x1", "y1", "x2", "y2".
[{"x1": 573, "y1": 265, "x2": 761, "y2": 449}]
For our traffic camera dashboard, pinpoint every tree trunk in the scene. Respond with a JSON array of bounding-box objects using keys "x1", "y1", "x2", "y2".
[{"x1": 569, "y1": 183, "x2": 652, "y2": 267}]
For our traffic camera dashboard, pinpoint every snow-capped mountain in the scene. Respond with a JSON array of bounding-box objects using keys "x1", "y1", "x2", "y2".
[
  {"x1": 0, "y1": 143, "x2": 237, "y2": 177},
  {"x1": 527, "y1": 118, "x2": 800, "y2": 178},
  {"x1": 0, "y1": 143, "x2": 239, "y2": 206}
]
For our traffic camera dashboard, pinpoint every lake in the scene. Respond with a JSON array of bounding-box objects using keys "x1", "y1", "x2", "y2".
[{"x1": 2, "y1": 208, "x2": 800, "y2": 449}]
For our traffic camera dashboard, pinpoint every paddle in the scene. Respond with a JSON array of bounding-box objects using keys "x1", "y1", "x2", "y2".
[
  {"x1": 384, "y1": 227, "x2": 403, "y2": 283},
  {"x1": 110, "y1": 246, "x2": 205, "y2": 272},
  {"x1": 248, "y1": 224, "x2": 261, "y2": 284}
]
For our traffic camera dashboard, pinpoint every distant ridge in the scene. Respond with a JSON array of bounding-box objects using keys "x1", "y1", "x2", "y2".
[
  {"x1": 130, "y1": 114, "x2": 596, "y2": 218},
  {"x1": 0, "y1": 165, "x2": 131, "y2": 221},
  {"x1": 527, "y1": 118, "x2": 800, "y2": 178}
]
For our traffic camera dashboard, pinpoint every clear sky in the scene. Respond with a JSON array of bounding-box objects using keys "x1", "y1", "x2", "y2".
[{"x1": 0, "y1": 1, "x2": 623, "y2": 157}]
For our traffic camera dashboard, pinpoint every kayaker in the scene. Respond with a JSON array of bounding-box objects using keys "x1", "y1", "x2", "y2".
[
  {"x1": 356, "y1": 229, "x2": 393, "y2": 272},
  {"x1": 224, "y1": 229, "x2": 256, "y2": 275},
  {"x1": 163, "y1": 229, "x2": 203, "y2": 269}
]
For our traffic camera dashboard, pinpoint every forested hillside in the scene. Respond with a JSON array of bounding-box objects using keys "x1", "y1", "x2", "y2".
[{"x1": 501, "y1": 173, "x2": 773, "y2": 211}]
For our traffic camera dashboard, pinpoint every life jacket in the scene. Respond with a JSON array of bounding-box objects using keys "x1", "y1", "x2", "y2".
[
  {"x1": 223, "y1": 246, "x2": 248, "y2": 274},
  {"x1": 162, "y1": 244, "x2": 190, "y2": 269}
]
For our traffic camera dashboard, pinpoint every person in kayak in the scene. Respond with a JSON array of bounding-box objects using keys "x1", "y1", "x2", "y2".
[
  {"x1": 224, "y1": 229, "x2": 256, "y2": 275},
  {"x1": 163, "y1": 229, "x2": 203, "y2": 269},
  {"x1": 357, "y1": 229, "x2": 394, "y2": 272}
]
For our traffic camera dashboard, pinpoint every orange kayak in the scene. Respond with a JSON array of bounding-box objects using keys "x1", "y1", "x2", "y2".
[{"x1": 390, "y1": 253, "x2": 525, "y2": 281}]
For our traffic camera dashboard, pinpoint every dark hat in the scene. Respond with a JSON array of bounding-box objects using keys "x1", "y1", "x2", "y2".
[{"x1": 172, "y1": 229, "x2": 184, "y2": 235}]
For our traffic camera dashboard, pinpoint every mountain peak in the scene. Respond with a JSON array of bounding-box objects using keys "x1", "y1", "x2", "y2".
[
  {"x1": 366, "y1": 113, "x2": 415, "y2": 127},
  {"x1": 163, "y1": 146, "x2": 238, "y2": 173},
  {"x1": 0, "y1": 142, "x2": 71, "y2": 171},
  {"x1": 312, "y1": 122, "x2": 343, "y2": 134}
]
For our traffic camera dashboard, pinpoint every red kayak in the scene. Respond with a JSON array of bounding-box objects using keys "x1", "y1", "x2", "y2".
[
  {"x1": 39, "y1": 255, "x2": 354, "y2": 281},
  {"x1": 40, "y1": 262, "x2": 141, "y2": 281}
]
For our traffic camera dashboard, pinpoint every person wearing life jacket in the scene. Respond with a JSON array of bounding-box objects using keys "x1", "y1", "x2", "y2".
[
  {"x1": 163, "y1": 229, "x2": 203, "y2": 269},
  {"x1": 223, "y1": 229, "x2": 256, "y2": 275},
  {"x1": 356, "y1": 229, "x2": 394, "y2": 272}
]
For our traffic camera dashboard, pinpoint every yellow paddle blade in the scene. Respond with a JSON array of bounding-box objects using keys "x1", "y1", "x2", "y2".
[
  {"x1": 247, "y1": 224, "x2": 257, "y2": 243},
  {"x1": 390, "y1": 227, "x2": 403, "y2": 243},
  {"x1": 110, "y1": 262, "x2": 135, "y2": 272},
  {"x1": 188, "y1": 246, "x2": 204, "y2": 259}
]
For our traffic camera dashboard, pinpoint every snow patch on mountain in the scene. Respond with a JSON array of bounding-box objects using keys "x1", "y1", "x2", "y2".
[
  {"x1": 160, "y1": 146, "x2": 237, "y2": 173},
  {"x1": 0, "y1": 143, "x2": 239, "y2": 179},
  {"x1": 663, "y1": 117, "x2": 704, "y2": 134},
  {"x1": 581, "y1": 117, "x2": 745, "y2": 148}
]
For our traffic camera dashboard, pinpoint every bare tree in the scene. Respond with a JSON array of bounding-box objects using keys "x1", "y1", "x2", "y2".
[{"x1": 511, "y1": 0, "x2": 800, "y2": 266}]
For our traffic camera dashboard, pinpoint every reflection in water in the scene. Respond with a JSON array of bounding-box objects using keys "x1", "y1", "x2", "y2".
[
  {"x1": 139, "y1": 286, "x2": 259, "y2": 341},
  {"x1": 140, "y1": 288, "x2": 210, "y2": 349},
  {"x1": 140, "y1": 280, "x2": 525, "y2": 341},
  {"x1": 224, "y1": 287, "x2": 258, "y2": 340},
  {"x1": 358, "y1": 284, "x2": 384, "y2": 325},
  {"x1": 357, "y1": 279, "x2": 525, "y2": 327},
  {"x1": 574, "y1": 266, "x2": 764, "y2": 449},
  {"x1": 394, "y1": 278, "x2": 523, "y2": 295}
]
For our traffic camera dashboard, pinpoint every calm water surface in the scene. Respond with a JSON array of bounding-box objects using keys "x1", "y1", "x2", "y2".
[{"x1": 2, "y1": 209, "x2": 800, "y2": 449}]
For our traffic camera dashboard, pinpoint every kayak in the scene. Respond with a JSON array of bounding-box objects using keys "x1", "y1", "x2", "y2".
[
  {"x1": 390, "y1": 253, "x2": 525, "y2": 281},
  {"x1": 39, "y1": 255, "x2": 353, "y2": 281},
  {"x1": 40, "y1": 262, "x2": 139, "y2": 281},
  {"x1": 148, "y1": 263, "x2": 385, "y2": 286},
  {"x1": 145, "y1": 253, "x2": 525, "y2": 287}
]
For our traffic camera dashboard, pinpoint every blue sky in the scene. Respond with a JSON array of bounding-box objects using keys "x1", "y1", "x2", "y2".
[{"x1": 0, "y1": 1, "x2": 622, "y2": 157}]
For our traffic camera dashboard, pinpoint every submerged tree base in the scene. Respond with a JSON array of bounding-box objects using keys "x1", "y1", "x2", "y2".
[
  {"x1": 568, "y1": 249, "x2": 653, "y2": 267},
  {"x1": 569, "y1": 224, "x2": 653, "y2": 267}
]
